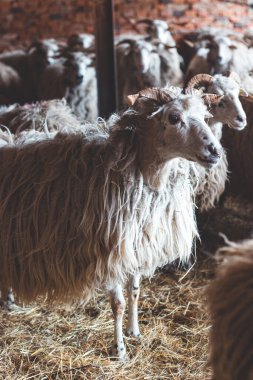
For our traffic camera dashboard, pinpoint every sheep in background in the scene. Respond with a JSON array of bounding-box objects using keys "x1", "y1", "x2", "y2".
[
  {"x1": 136, "y1": 19, "x2": 184, "y2": 86},
  {"x1": 0, "y1": 39, "x2": 61, "y2": 103},
  {"x1": 64, "y1": 52, "x2": 98, "y2": 122},
  {"x1": 0, "y1": 62, "x2": 23, "y2": 105},
  {"x1": 185, "y1": 72, "x2": 247, "y2": 212},
  {"x1": 27, "y1": 38, "x2": 63, "y2": 67},
  {"x1": 67, "y1": 33, "x2": 95, "y2": 51},
  {"x1": 37, "y1": 52, "x2": 97, "y2": 122},
  {"x1": 116, "y1": 38, "x2": 161, "y2": 109},
  {"x1": 0, "y1": 99, "x2": 83, "y2": 135},
  {"x1": 222, "y1": 95, "x2": 253, "y2": 201},
  {"x1": 0, "y1": 86, "x2": 222, "y2": 358},
  {"x1": 184, "y1": 29, "x2": 253, "y2": 92},
  {"x1": 207, "y1": 239, "x2": 253, "y2": 380}
]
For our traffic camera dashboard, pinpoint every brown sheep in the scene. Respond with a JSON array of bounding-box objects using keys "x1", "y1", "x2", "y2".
[{"x1": 207, "y1": 239, "x2": 253, "y2": 380}]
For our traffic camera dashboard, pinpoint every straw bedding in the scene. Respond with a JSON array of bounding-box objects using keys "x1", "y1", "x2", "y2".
[{"x1": 0, "y1": 259, "x2": 213, "y2": 380}]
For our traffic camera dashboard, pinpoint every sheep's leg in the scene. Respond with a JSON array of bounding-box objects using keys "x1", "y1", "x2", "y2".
[
  {"x1": 126, "y1": 273, "x2": 142, "y2": 338},
  {"x1": 109, "y1": 283, "x2": 127, "y2": 360},
  {"x1": 0, "y1": 288, "x2": 15, "y2": 310}
]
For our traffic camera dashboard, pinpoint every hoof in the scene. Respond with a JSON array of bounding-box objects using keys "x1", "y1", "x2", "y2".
[
  {"x1": 125, "y1": 328, "x2": 142, "y2": 338},
  {"x1": 0, "y1": 300, "x2": 30, "y2": 313},
  {"x1": 110, "y1": 343, "x2": 128, "y2": 361}
]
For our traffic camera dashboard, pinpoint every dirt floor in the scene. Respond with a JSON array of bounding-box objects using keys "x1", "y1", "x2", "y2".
[{"x1": 0, "y1": 254, "x2": 215, "y2": 380}]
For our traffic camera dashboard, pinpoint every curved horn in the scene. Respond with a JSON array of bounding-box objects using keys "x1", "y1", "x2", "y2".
[
  {"x1": 139, "y1": 87, "x2": 174, "y2": 103},
  {"x1": 185, "y1": 74, "x2": 214, "y2": 94},
  {"x1": 127, "y1": 87, "x2": 174, "y2": 106},
  {"x1": 116, "y1": 38, "x2": 135, "y2": 47},
  {"x1": 202, "y1": 94, "x2": 224, "y2": 105}
]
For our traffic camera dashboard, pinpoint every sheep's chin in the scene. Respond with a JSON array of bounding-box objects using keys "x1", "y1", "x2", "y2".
[
  {"x1": 196, "y1": 155, "x2": 220, "y2": 169},
  {"x1": 225, "y1": 122, "x2": 246, "y2": 131}
]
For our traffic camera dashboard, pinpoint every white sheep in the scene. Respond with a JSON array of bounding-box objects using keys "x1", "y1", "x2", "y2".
[
  {"x1": 222, "y1": 94, "x2": 253, "y2": 201},
  {"x1": 184, "y1": 29, "x2": 253, "y2": 93},
  {"x1": 136, "y1": 19, "x2": 184, "y2": 86},
  {"x1": 0, "y1": 86, "x2": 222, "y2": 358},
  {"x1": 185, "y1": 72, "x2": 247, "y2": 212},
  {"x1": 116, "y1": 38, "x2": 161, "y2": 109},
  {"x1": 0, "y1": 62, "x2": 23, "y2": 105},
  {"x1": 0, "y1": 99, "x2": 82, "y2": 135},
  {"x1": 67, "y1": 33, "x2": 94, "y2": 50},
  {"x1": 37, "y1": 52, "x2": 98, "y2": 122}
]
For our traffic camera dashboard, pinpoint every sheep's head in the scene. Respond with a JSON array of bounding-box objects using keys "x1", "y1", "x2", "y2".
[
  {"x1": 63, "y1": 52, "x2": 93, "y2": 87},
  {"x1": 186, "y1": 73, "x2": 247, "y2": 130},
  {"x1": 127, "y1": 87, "x2": 222, "y2": 168},
  {"x1": 203, "y1": 35, "x2": 237, "y2": 72},
  {"x1": 67, "y1": 33, "x2": 94, "y2": 50},
  {"x1": 117, "y1": 38, "x2": 158, "y2": 74},
  {"x1": 136, "y1": 19, "x2": 173, "y2": 45},
  {"x1": 28, "y1": 39, "x2": 60, "y2": 68}
]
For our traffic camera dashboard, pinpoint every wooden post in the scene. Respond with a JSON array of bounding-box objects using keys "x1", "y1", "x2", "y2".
[{"x1": 94, "y1": 0, "x2": 118, "y2": 119}]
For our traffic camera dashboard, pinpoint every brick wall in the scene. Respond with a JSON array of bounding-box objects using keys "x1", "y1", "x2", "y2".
[
  {"x1": 0, "y1": 0, "x2": 252, "y2": 46},
  {"x1": 0, "y1": 0, "x2": 94, "y2": 41}
]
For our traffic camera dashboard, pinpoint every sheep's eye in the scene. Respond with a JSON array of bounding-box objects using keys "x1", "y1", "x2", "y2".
[
  {"x1": 218, "y1": 101, "x2": 225, "y2": 108},
  {"x1": 169, "y1": 113, "x2": 180, "y2": 124}
]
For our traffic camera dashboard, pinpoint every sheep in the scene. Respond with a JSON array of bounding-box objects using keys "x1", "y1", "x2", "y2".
[
  {"x1": 37, "y1": 52, "x2": 98, "y2": 122},
  {"x1": 136, "y1": 19, "x2": 184, "y2": 86},
  {"x1": 0, "y1": 86, "x2": 222, "y2": 358},
  {"x1": 0, "y1": 40, "x2": 60, "y2": 103},
  {"x1": 0, "y1": 62, "x2": 23, "y2": 105},
  {"x1": 185, "y1": 72, "x2": 247, "y2": 212},
  {"x1": 184, "y1": 29, "x2": 253, "y2": 92},
  {"x1": 222, "y1": 94, "x2": 253, "y2": 201},
  {"x1": 116, "y1": 38, "x2": 161, "y2": 109},
  {"x1": 0, "y1": 99, "x2": 83, "y2": 135},
  {"x1": 67, "y1": 33, "x2": 95, "y2": 51},
  {"x1": 27, "y1": 38, "x2": 62, "y2": 67},
  {"x1": 207, "y1": 239, "x2": 253, "y2": 380}
]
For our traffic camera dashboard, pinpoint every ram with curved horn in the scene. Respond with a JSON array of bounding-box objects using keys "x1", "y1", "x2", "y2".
[
  {"x1": 0, "y1": 85, "x2": 222, "y2": 358},
  {"x1": 184, "y1": 72, "x2": 247, "y2": 212}
]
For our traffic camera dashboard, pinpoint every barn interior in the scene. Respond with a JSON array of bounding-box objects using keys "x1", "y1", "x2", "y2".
[{"x1": 0, "y1": 1, "x2": 253, "y2": 379}]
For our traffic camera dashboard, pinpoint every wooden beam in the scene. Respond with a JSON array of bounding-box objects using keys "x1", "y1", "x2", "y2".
[{"x1": 94, "y1": 0, "x2": 118, "y2": 119}]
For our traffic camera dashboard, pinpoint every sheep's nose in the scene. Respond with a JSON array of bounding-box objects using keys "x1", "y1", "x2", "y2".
[
  {"x1": 208, "y1": 143, "x2": 219, "y2": 156},
  {"x1": 76, "y1": 75, "x2": 83, "y2": 83},
  {"x1": 237, "y1": 115, "x2": 244, "y2": 122}
]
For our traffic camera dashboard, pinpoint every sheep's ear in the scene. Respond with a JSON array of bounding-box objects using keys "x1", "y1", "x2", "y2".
[
  {"x1": 205, "y1": 110, "x2": 213, "y2": 119},
  {"x1": 228, "y1": 71, "x2": 241, "y2": 84},
  {"x1": 127, "y1": 93, "x2": 139, "y2": 106},
  {"x1": 202, "y1": 94, "x2": 224, "y2": 105},
  {"x1": 239, "y1": 88, "x2": 248, "y2": 96},
  {"x1": 183, "y1": 39, "x2": 195, "y2": 48}
]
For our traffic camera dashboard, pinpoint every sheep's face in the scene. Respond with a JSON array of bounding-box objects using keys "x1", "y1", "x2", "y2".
[
  {"x1": 128, "y1": 41, "x2": 157, "y2": 74},
  {"x1": 43, "y1": 39, "x2": 60, "y2": 65},
  {"x1": 207, "y1": 37, "x2": 236, "y2": 71},
  {"x1": 68, "y1": 33, "x2": 94, "y2": 50},
  {"x1": 156, "y1": 95, "x2": 222, "y2": 168},
  {"x1": 64, "y1": 53, "x2": 92, "y2": 87},
  {"x1": 29, "y1": 40, "x2": 59, "y2": 69},
  {"x1": 208, "y1": 75, "x2": 247, "y2": 130},
  {"x1": 130, "y1": 93, "x2": 221, "y2": 168},
  {"x1": 151, "y1": 20, "x2": 173, "y2": 45}
]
